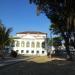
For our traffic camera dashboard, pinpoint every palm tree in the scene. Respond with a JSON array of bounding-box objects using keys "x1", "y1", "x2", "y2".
[{"x1": 0, "y1": 21, "x2": 12, "y2": 58}]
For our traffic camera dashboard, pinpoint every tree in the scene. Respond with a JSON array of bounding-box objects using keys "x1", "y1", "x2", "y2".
[
  {"x1": 48, "y1": 36, "x2": 62, "y2": 49},
  {"x1": 29, "y1": 0, "x2": 75, "y2": 60},
  {"x1": 53, "y1": 37, "x2": 62, "y2": 47},
  {"x1": 0, "y1": 21, "x2": 12, "y2": 58}
]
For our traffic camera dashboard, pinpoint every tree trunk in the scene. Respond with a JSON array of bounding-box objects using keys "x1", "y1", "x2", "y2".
[
  {"x1": 0, "y1": 46, "x2": 5, "y2": 59},
  {"x1": 65, "y1": 38, "x2": 73, "y2": 61},
  {"x1": 61, "y1": 31, "x2": 72, "y2": 61}
]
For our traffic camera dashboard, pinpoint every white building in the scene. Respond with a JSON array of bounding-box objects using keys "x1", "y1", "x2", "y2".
[{"x1": 11, "y1": 31, "x2": 47, "y2": 56}]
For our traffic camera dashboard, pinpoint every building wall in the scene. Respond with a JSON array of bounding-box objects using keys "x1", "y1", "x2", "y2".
[{"x1": 11, "y1": 33, "x2": 47, "y2": 56}]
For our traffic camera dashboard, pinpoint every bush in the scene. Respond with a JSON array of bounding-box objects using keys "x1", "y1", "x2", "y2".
[{"x1": 10, "y1": 50, "x2": 17, "y2": 58}]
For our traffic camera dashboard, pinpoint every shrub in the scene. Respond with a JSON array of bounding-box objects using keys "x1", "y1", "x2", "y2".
[{"x1": 10, "y1": 50, "x2": 17, "y2": 58}]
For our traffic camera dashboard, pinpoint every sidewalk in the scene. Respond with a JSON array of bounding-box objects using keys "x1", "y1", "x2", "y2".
[
  {"x1": 0, "y1": 56, "x2": 36, "y2": 67},
  {"x1": 0, "y1": 55, "x2": 67, "y2": 68}
]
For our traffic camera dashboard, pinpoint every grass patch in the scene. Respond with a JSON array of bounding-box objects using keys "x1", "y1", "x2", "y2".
[{"x1": 27, "y1": 56, "x2": 51, "y2": 63}]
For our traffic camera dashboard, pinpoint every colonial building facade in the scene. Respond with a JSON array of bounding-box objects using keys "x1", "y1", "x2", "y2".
[{"x1": 11, "y1": 31, "x2": 47, "y2": 56}]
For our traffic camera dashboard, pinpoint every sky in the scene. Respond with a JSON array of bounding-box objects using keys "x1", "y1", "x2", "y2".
[{"x1": 0, "y1": 0, "x2": 51, "y2": 37}]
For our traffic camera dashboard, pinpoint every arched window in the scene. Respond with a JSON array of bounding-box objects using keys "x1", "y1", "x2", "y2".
[
  {"x1": 36, "y1": 42, "x2": 40, "y2": 48},
  {"x1": 42, "y1": 41, "x2": 45, "y2": 48},
  {"x1": 26, "y1": 41, "x2": 30, "y2": 47},
  {"x1": 31, "y1": 42, "x2": 35, "y2": 48},
  {"x1": 21, "y1": 41, "x2": 25, "y2": 47},
  {"x1": 16, "y1": 41, "x2": 20, "y2": 47}
]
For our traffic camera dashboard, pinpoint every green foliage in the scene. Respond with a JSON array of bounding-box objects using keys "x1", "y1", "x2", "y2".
[
  {"x1": 10, "y1": 50, "x2": 17, "y2": 58},
  {"x1": 30, "y1": 0, "x2": 75, "y2": 59},
  {"x1": 53, "y1": 37, "x2": 62, "y2": 46},
  {"x1": 48, "y1": 36, "x2": 63, "y2": 47},
  {"x1": 0, "y1": 21, "x2": 12, "y2": 49},
  {"x1": 49, "y1": 23, "x2": 60, "y2": 35},
  {"x1": 30, "y1": 0, "x2": 75, "y2": 47}
]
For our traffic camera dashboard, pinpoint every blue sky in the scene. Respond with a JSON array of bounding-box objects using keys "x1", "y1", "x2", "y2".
[{"x1": 0, "y1": 0, "x2": 51, "y2": 37}]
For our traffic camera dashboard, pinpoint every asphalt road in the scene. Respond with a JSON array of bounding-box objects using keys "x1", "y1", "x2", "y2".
[{"x1": 0, "y1": 60, "x2": 75, "y2": 75}]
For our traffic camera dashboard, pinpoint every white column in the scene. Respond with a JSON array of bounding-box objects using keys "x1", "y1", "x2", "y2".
[{"x1": 30, "y1": 41, "x2": 31, "y2": 48}]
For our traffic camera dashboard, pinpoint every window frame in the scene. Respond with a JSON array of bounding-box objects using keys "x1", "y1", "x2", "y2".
[
  {"x1": 31, "y1": 42, "x2": 35, "y2": 48},
  {"x1": 31, "y1": 50, "x2": 34, "y2": 53},
  {"x1": 21, "y1": 41, "x2": 25, "y2": 47},
  {"x1": 16, "y1": 41, "x2": 20, "y2": 47},
  {"x1": 36, "y1": 42, "x2": 40, "y2": 48},
  {"x1": 26, "y1": 41, "x2": 30, "y2": 47},
  {"x1": 21, "y1": 50, "x2": 24, "y2": 53},
  {"x1": 26, "y1": 50, "x2": 29, "y2": 53},
  {"x1": 42, "y1": 51, "x2": 45, "y2": 54},
  {"x1": 37, "y1": 51, "x2": 39, "y2": 53}
]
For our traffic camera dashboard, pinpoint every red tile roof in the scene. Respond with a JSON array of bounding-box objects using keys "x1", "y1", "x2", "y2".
[{"x1": 16, "y1": 31, "x2": 47, "y2": 34}]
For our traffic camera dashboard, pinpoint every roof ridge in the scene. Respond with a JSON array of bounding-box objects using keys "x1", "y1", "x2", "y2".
[{"x1": 16, "y1": 31, "x2": 47, "y2": 34}]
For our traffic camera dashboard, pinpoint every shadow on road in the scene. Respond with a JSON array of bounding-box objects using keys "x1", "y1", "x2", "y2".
[{"x1": 0, "y1": 55, "x2": 75, "y2": 75}]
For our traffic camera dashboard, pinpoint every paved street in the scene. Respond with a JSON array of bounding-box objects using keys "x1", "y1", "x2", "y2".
[{"x1": 0, "y1": 56, "x2": 75, "y2": 75}]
